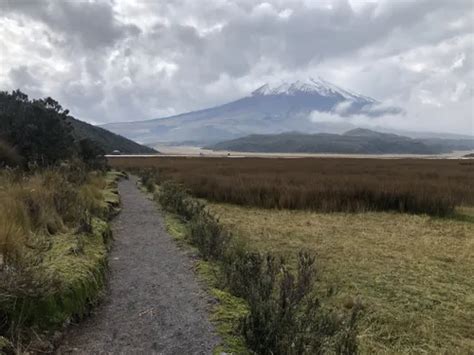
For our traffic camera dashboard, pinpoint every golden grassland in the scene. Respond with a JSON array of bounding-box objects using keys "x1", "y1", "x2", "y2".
[{"x1": 207, "y1": 203, "x2": 474, "y2": 354}]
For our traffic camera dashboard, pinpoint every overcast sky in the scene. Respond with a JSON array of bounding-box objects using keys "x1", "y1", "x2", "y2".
[{"x1": 0, "y1": 0, "x2": 473, "y2": 134}]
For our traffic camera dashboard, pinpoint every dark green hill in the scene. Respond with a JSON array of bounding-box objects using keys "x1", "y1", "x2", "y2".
[
  {"x1": 0, "y1": 90, "x2": 155, "y2": 167},
  {"x1": 67, "y1": 116, "x2": 156, "y2": 154},
  {"x1": 208, "y1": 129, "x2": 474, "y2": 154}
]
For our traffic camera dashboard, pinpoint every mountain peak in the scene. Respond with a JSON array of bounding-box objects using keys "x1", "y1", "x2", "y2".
[{"x1": 251, "y1": 77, "x2": 377, "y2": 103}]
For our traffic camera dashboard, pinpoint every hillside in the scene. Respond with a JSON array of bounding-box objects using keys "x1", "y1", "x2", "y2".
[
  {"x1": 67, "y1": 117, "x2": 156, "y2": 154},
  {"x1": 208, "y1": 129, "x2": 474, "y2": 154},
  {"x1": 0, "y1": 90, "x2": 155, "y2": 165},
  {"x1": 102, "y1": 77, "x2": 402, "y2": 145}
]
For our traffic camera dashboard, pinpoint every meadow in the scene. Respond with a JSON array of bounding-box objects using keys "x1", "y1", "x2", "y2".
[
  {"x1": 109, "y1": 156, "x2": 474, "y2": 215},
  {"x1": 118, "y1": 156, "x2": 474, "y2": 353}
]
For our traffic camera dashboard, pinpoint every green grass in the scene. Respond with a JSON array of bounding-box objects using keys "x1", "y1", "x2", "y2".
[
  {"x1": 10, "y1": 218, "x2": 110, "y2": 329},
  {"x1": 207, "y1": 203, "x2": 474, "y2": 354},
  {"x1": 163, "y1": 212, "x2": 249, "y2": 354}
]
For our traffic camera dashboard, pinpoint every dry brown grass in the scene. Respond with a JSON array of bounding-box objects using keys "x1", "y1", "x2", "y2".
[
  {"x1": 207, "y1": 203, "x2": 474, "y2": 354},
  {"x1": 109, "y1": 156, "x2": 474, "y2": 215},
  {"x1": 0, "y1": 169, "x2": 108, "y2": 267},
  {"x1": 0, "y1": 197, "x2": 30, "y2": 266}
]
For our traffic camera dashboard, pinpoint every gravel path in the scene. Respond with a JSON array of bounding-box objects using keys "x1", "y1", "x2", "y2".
[{"x1": 57, "y1": 176, "x2": 220, "y2": 354}]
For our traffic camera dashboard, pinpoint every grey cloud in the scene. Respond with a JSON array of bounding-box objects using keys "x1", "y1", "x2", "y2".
[
  {"x1": 1, "y1": 0, "x2": 140, "y2": 50},
  {"x1": 8, "y1": 66, "x2": 42, "y2": 95},
  {"x1": 136, "y1": 0, "x2": 471, "y2": 85},
  {"x1": 0, "y1": 0, "x2": 472, "y2": 133},
  {"x1": 52, "y1": 1, "x2": 140, "y2": 49}
]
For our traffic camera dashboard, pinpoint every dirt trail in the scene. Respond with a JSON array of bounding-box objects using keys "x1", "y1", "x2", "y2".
[{"x1": 57, "y1": 176, "x2": 219, "y2": 354}]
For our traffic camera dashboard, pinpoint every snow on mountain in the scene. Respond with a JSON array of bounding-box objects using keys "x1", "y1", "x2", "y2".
[
  {"x1": 102, "y1": 77, "x2": 402, "y2": 145},
  {"x1": 252, "y1": 77, "x2": 376, "y2": 104}
]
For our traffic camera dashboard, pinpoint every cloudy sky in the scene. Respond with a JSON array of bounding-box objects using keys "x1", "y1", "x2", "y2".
[{"x1": 0, "y1": 0, "x2": 473, "y2": 134}]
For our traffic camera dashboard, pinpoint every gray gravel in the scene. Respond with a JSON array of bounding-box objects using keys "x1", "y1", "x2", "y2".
[{"x1": 57, "y1": 176, "x2": 220, "y2": 354}]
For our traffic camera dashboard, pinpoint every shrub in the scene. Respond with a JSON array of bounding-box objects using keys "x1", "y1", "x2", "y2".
[
  {"x1": 157, "y1": 180, "x2": 231, "y2": 260},
  {"x1": 189, "y1": 210, "x2": 231, "y2": 261},
  {"x1": 157, "y1": 180, "x2": 201, "y2": 220},
  {"x1": 140, "y1": 169, "x2": 157, "y2": 193},
  {"x1": 240, "y1": 251, "x2": 360, "y2": 354}
]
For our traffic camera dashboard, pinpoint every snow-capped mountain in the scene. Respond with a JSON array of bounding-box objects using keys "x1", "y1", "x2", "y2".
[
  {"x1": 252, "y1": 77, "x2": 376, "y2": 104},
  {"x1": 102, "y1": 77, "x2": 402, "y2": 145}
]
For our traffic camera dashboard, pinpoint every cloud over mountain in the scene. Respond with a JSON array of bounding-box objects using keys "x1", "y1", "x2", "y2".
[{"x1": 0, "y1": 0, "x2": 472, "y2": 134}]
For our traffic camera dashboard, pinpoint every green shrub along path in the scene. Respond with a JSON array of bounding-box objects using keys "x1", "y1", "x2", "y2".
[{"x1": 58, "y1": 176, "x2": 219, "y2": 353}]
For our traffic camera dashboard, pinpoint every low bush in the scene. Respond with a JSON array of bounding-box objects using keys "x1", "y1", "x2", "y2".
[
  {"x1": 240, "y1": 251, "x2": 360, "y2": 354},
  {"x1": 140, "y1": 169, "x2": 157, "y2": 193},
  {"x1": 189, "y1": 210, "x2": 231, "y2": 261},
  {"x1": 155, "y1": 179, "x2": 359, "y2": 354},
  {"x1": 157, "y1": 180, "x2": 202, "y2": 221},
  {"x1": 157, "y1": 180, "x2": 230, "y2": 260}
]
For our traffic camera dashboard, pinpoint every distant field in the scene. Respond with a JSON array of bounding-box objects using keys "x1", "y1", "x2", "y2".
[
  {"x1": 154, "y1": 144, "x2": 474, "y2": 158},
  {"x1": 108, "y1": 156, "x2": 474, "y2": 215}
]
